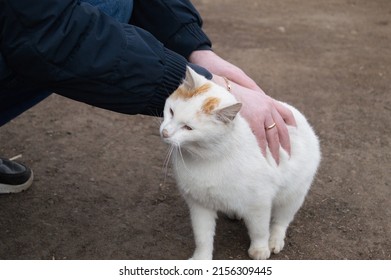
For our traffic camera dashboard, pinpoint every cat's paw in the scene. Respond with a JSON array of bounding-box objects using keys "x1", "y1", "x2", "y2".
[
  {"x1": 248, "y1": 246, "x2": 271, "y2": 260},
  {"x1": 269, "y1": 237, "x2": 285, "y2": 254}
]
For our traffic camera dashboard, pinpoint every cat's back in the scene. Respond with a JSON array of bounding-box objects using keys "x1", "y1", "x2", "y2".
[
  {"x1": 266, "y1": 102, "x2": 321, "y2": 193},
  {"x1": 280, "y1": 102, "x2": 320, "y2": 164},
  {"x1": 223, "y1": 100, "x2": 320, "y2": 191}
]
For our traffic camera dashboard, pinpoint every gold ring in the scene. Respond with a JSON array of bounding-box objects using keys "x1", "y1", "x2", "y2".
[{"x1": 266, "y1": 122, "x2": 276, "y2": 130}]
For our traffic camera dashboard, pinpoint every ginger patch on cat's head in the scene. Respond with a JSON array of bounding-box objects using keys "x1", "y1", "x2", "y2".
[
  {"x1": 172, "y1": 83, "x2": 212, "y2": 100},
  {"x1": 201, "y1": 97, "x2": 221, "y2": 114}
]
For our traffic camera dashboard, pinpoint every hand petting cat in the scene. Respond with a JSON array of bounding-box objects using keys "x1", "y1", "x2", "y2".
[{"x1": 189, "y1": 50, "x2": 297, "y2": 164}]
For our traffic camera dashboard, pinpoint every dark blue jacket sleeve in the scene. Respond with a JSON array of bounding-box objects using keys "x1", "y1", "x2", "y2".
[
  {"x1": 131, "y1": 0, "x2": 212, "y2": 58},
  {"x1": 0, "y1": 0, "x2": 194, "y2": 116}
]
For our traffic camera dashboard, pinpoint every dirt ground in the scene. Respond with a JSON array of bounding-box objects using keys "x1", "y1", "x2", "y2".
[{"x1": 0, "y1": 0, "x2": 390, "y2": 260}]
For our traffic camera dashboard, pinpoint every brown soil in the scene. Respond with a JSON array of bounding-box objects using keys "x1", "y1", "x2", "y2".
[{"x1": 0, "y1": 0, "x2": 390, "y2": 260}]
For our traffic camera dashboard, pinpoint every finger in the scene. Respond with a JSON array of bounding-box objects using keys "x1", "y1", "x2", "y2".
[
  {"x1": 273, "y1": 100, "x2": 297, "y2": 127},
  {"x1": 272, "y1": 109, "x2": 291, "y2": 156},
  {"x1": 253, "y1": 124, "x2": 268, "y2": 157},
  {"x1": 265, "y1": 117, "x2": 280, "y2": 164}
]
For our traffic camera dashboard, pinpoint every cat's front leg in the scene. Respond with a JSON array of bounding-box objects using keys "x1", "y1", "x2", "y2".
[
  {"x1": 187, "y1": 201, "x2": 217, "y2": 260},
  {"x1": 243, "y1": 206, "x2": 272, "y2": 260}
]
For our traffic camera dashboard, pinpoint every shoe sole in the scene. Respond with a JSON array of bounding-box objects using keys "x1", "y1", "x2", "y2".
[{"x1": 0, "y1": 171, "x2": 34, "y2": 194}]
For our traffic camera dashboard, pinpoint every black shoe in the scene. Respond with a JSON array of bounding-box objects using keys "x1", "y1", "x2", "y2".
[{"x1": 0, "y1": 157, "x2": 33, "y2": 194}]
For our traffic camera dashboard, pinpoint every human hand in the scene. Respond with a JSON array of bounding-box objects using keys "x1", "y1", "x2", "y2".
[
  {"x1": 212, "y1": 75, "x2": 296, "y2": 164},
  {"x1": 189, "y1": 50, "x2": 261, "y2": 91},
  {"x1": 190, "y1": 50, "x2": 297, "y2": 163}
]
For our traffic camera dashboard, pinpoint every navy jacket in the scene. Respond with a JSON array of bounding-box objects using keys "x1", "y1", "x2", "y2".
[{"x1": 0, "y1": 0, "x2": 211, "y2": 116}]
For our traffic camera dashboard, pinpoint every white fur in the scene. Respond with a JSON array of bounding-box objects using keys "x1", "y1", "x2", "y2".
[{"x1": 160, "y1": 67, "x2": 321, "y2": 260}]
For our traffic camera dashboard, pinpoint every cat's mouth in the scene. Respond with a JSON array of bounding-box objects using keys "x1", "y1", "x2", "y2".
[{"x1": 161, "y1": 135, "x2": 179, "y2": 147}]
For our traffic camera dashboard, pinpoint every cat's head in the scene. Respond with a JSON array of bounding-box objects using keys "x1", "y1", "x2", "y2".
[{"x1": 160, "y1": 66, "x2": 242, "y2": 152}]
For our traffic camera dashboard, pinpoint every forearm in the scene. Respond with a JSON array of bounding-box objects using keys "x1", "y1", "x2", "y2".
[
  {"x1": 0, "y1": 0, "x2": 187, "y2": 116},
  {"x1": 131, "y1": 0, "x2": 212, "y2": 58}
]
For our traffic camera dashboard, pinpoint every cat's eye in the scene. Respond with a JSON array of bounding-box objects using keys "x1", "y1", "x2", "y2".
[
  {"x1": 169, "y1": 108, "x2": 174, "y2": 117},
  {"x1": 183, "y1": 125, "x2": 193, "y2": 131}
]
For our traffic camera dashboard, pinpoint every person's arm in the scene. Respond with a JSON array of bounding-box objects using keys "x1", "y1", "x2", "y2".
[
  {"x1": 0, "y1": 0, "x2": 190, "y2": 116},
  {"x1": 131, "y1": 0, "x2": 212, "y2": 59}
]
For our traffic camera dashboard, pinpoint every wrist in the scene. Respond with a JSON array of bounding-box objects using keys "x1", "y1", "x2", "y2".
[
  {"x1": 211, "y1": 74, "x2": 226, "y2": 89},
  {"x1": 212, "y1": 74, "x2": 242, "y2": 100},
  {"x1": 188, "y1": 49, "x2": 215, "y2": 64}
]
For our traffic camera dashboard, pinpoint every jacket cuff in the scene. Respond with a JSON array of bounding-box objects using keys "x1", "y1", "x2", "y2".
[
  {"x1": 167, "y1": 22, "x2": 212, "y2": 59},
  {"x1": 188, "y1": 63, "x2": 212, "y2": 80},
  {"x1": 143, "y1": 48, "x2": 187, "y2": 116}
]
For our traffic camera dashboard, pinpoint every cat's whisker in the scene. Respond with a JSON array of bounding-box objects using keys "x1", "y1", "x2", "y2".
[
  {"x1": 149, "y1": 108, "x2": 162, "y2": 119},
  {"x1": 162, "y1": 146, "x2": 170, "y2": 172},
  {"x1": 177, "y1": 144, "x2": 191, "y2": 174},
  {"x1": 153, "y1": 116, "x2": 163, "y2": 127},
  {"x1": 147, "y1": 108, "x2": 164, "y2": 128},
  {"x1": 162, "y1": 145, "x2": 175, "y2": 186}
]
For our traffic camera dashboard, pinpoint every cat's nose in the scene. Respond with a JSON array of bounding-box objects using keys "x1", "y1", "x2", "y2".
[{"x1": 162, "y1": 128, "x2": 169, "y2": 138}]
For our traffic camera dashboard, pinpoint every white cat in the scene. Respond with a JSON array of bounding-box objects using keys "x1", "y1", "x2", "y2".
[{"x1": 160, "y1": 67, "x2": 321, "y2": 260}]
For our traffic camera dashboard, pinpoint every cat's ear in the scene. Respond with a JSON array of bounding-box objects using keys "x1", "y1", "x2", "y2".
[
  {"x1": 215, "y1": 103, "x2": 242, "y2": 124},
  {"x1": 183, "y1": 66, "x2": 207, "y2": 90}
]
